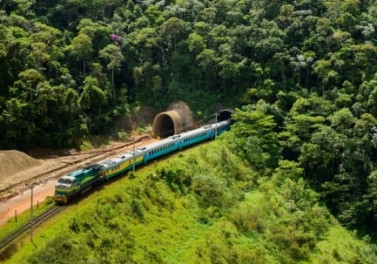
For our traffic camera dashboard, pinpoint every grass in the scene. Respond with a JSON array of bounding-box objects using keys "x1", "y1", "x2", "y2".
[
  {"x1": 0, "y1": 197, "x2": 55, "y2": 241},
  {"x1": 0, "y1": 143, "x2": 234, "y2": 263},
  {"x1": 306, "y1": 226, "x2": 377, "y2": 264},
  {"x1": 79, "y1": 135, "x2": 113, "y2": 151},
  {"x1": 2, "y1": 139, "x2": 377, "y2": 263}
]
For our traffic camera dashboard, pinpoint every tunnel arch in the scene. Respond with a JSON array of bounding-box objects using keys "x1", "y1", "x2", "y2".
[
  {"x1": 218, "y1": 109, "x2": 234, "y2": 123},
  {"x1": 152, "y1": 110, "x2": 183, "y2": 138}
]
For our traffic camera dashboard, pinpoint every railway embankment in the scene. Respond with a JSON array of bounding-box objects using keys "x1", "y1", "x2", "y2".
[{"x1": 1, "y1": 139, "x2": 375, "y2": 264}]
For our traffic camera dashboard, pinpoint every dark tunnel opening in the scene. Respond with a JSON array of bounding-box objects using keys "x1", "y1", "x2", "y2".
[
  {"x1": 218, "y1": 110, "x2": 233, "y2": 123},
  {"x1": 153, "y1": 114, "x2": 175, "y2": 138}
]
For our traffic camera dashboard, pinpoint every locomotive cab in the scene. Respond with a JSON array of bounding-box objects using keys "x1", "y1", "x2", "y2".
[{"x1": 54, "y1": 176, "x2": 77, "y2": 203}]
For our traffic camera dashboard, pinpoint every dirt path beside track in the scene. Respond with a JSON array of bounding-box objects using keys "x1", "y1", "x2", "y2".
[{"x1": 0, "y1": 135, "x2": 157, "y2": 226}]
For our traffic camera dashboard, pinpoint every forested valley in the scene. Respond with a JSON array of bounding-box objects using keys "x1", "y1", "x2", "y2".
[{"x1": 2, "y1": 0, "x2": 377, "y2": 262}]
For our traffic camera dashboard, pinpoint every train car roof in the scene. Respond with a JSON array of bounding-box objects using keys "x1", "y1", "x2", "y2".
[
  {"x1": 136, "y1": 120, "x2": 231, "y2": 153},
  {"x1": 99, "y1": 149, "x2": 144, "y2": 168},
  {"x1": 137, "y1": 137, "x2": 177, "y2": 152},
  {"x1": 177, "y1": 119, "x2": 230, "y2": 138}
]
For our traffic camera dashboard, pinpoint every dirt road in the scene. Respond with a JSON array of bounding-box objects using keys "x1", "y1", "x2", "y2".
[
  {"x1": 0, "y1": 136, "x2": 157, "y2": 226},
  {"x1": 0, "y1": 180, "x2": 55, "y2": 226}
]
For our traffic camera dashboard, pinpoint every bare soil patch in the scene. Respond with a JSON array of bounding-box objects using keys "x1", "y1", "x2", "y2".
[
  {"x1": 0, "y1": 151, "x2": 43, "y2": 190},
  {"x1": 0, "y1": 151, "x2": 41, "y2": 178},
  {"x1": 0, "y1": 135, "x2": 157, "y2": 225},
  {"x1": 0, "y1": 135, "x2": 154, "y2": 201}
]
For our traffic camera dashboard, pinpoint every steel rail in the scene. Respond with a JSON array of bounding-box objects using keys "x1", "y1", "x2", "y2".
[{"x1": 0, "y1": 205, "x2": 65, "y2": 251}]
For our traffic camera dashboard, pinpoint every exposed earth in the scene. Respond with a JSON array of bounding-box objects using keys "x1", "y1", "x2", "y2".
[{"x1": 0, "y1": 135, "x2": 156, "y2": 226}]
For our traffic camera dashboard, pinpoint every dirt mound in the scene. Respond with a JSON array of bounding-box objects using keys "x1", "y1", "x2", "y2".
[
  {"x1": 168, "y1": 101, "x2": 194, "y2": 131},
  {"x1": 0, "y1": 150, "x2": 41, "y2": 181}
]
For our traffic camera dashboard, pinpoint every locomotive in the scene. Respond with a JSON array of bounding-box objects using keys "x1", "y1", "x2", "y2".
[{"x1": 54, "y1": 119, "x2": 231, "y2": 204}]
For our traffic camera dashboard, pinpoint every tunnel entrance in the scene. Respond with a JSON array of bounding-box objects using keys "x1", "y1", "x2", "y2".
[
  {"x1": 152, "y1": 107, "x2": 233, "y2": 139},
  {"x1": 154, "y1": 114, "x2": 174, "y2": 138},
  {"x1": 152, "y1": 110, "x2": 183, "y2": 139},
  {"x1": 218, "y1": 109, "x2": 234, "y2": 123}
]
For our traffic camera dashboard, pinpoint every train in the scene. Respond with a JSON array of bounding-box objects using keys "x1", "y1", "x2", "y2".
[{"x1": 54, "y1": 119, "x2": 231, "y2": 204}]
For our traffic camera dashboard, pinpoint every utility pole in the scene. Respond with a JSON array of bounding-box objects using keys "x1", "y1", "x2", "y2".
[
  {"x1": 215, "y1": 112, "x2": 218, "y2": 139},
  {"x1": 26, "y1": 183, "x2": 34, "y2": 242},
  {"x1": 133, "y1": 137, "x2": 136, "y2": 172}
]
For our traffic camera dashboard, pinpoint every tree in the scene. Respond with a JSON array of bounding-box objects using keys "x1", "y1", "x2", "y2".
[
  {"x1": 66, "y1": 33, "x2": 93, "y2": 76},
  {"x1": 230, "y1": 106, "x2": 281, "y2": 171},
  {"x1": 161, "y1": 17, "x2": 186, "y2": 51},
  {"x1": 17, "y1": 68, "x2": 44, "y2": 101},
  {"x1": 313, "y1": 59, "x2": 337, "y2": 98},
  {"x1": 79, "y1": 76, "x2": 106, "y2": 115},
  {"x1": 99, "y1": 44, "x2": 124, "y2": 103}
]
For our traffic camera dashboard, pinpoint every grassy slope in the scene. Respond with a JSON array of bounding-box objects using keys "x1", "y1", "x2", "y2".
[{"x1": 2, "y1": 139, "x2": 376, "y2": 263}]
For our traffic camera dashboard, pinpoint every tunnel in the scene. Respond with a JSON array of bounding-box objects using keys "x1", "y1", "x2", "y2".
[
  {"x1": 218, "y1": 109, "x2": 234, "y2": 123},
  {"x1": 152, "y1": 110, "x2": 183, "y2": 139},
  {"x1": 152, "y1": 108, "x2": 233, "y2": 139}
]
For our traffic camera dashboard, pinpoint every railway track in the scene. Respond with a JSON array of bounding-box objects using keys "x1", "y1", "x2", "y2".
[
  {"x1": 0, "y1": 205, "x2": 65, "y2": 251},
  {"x1": 0, "y1": 134, "x2": 152, "y2": 203}
]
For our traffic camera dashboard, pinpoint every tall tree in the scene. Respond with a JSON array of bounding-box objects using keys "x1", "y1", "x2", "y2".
[{"x1": 99, "y1": 44, "x2": 124, "y2": 104}]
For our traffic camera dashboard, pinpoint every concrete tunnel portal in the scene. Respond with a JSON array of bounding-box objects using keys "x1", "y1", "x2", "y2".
[
  {"x1": 152, "y1": 108, "x2": 233, "y2": 139},
  {"x1": 217, "y1": 109, "x2": 234, "y2": 123},
  {"x1": 152, "y1": 110, "x2": 183, "y2": 139}
]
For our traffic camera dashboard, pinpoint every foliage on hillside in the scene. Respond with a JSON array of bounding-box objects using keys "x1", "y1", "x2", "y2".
[
  {"x1": 1, "y1": 0, "x2": 377, "y2": 149},
  {"x1": 2, "y1": 0, "x2": 377, "y2": 251},
  {"x1": 226, "y1": 92, "x2": 377, "y2": 237},
  {"x1": 5, "y1": 141, "x2": 373, "y2": 264}
]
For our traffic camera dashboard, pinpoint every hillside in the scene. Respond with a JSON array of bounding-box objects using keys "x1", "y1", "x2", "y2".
[
  {"x1": 1, "y1": 0, "x2": 377, "y2": 149},
  {"x1": 2, "y1": 0, "x2": 377, "y2": 259},
  {"x1": 4, "y1": 139, "x2": 377, "y2": 263}
]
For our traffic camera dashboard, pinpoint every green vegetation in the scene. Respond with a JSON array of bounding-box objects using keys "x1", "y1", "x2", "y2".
[
  {"x1": 0, "y1": 197, "x2": 54, "y2": 242},
  {"x1": 3, "y1": 140, "x2": 376, "y2": 263},
  {"x1": 0, "y1": 0, "x2": 376, "y2": 149},
  {"x1": 2, "y1": 0, "x2": 377, "y2": 260}
]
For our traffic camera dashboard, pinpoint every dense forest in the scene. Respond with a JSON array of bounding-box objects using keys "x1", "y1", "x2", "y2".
[{"x1": 2, "y1": 0, "x2": 377, "y2": 252}]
